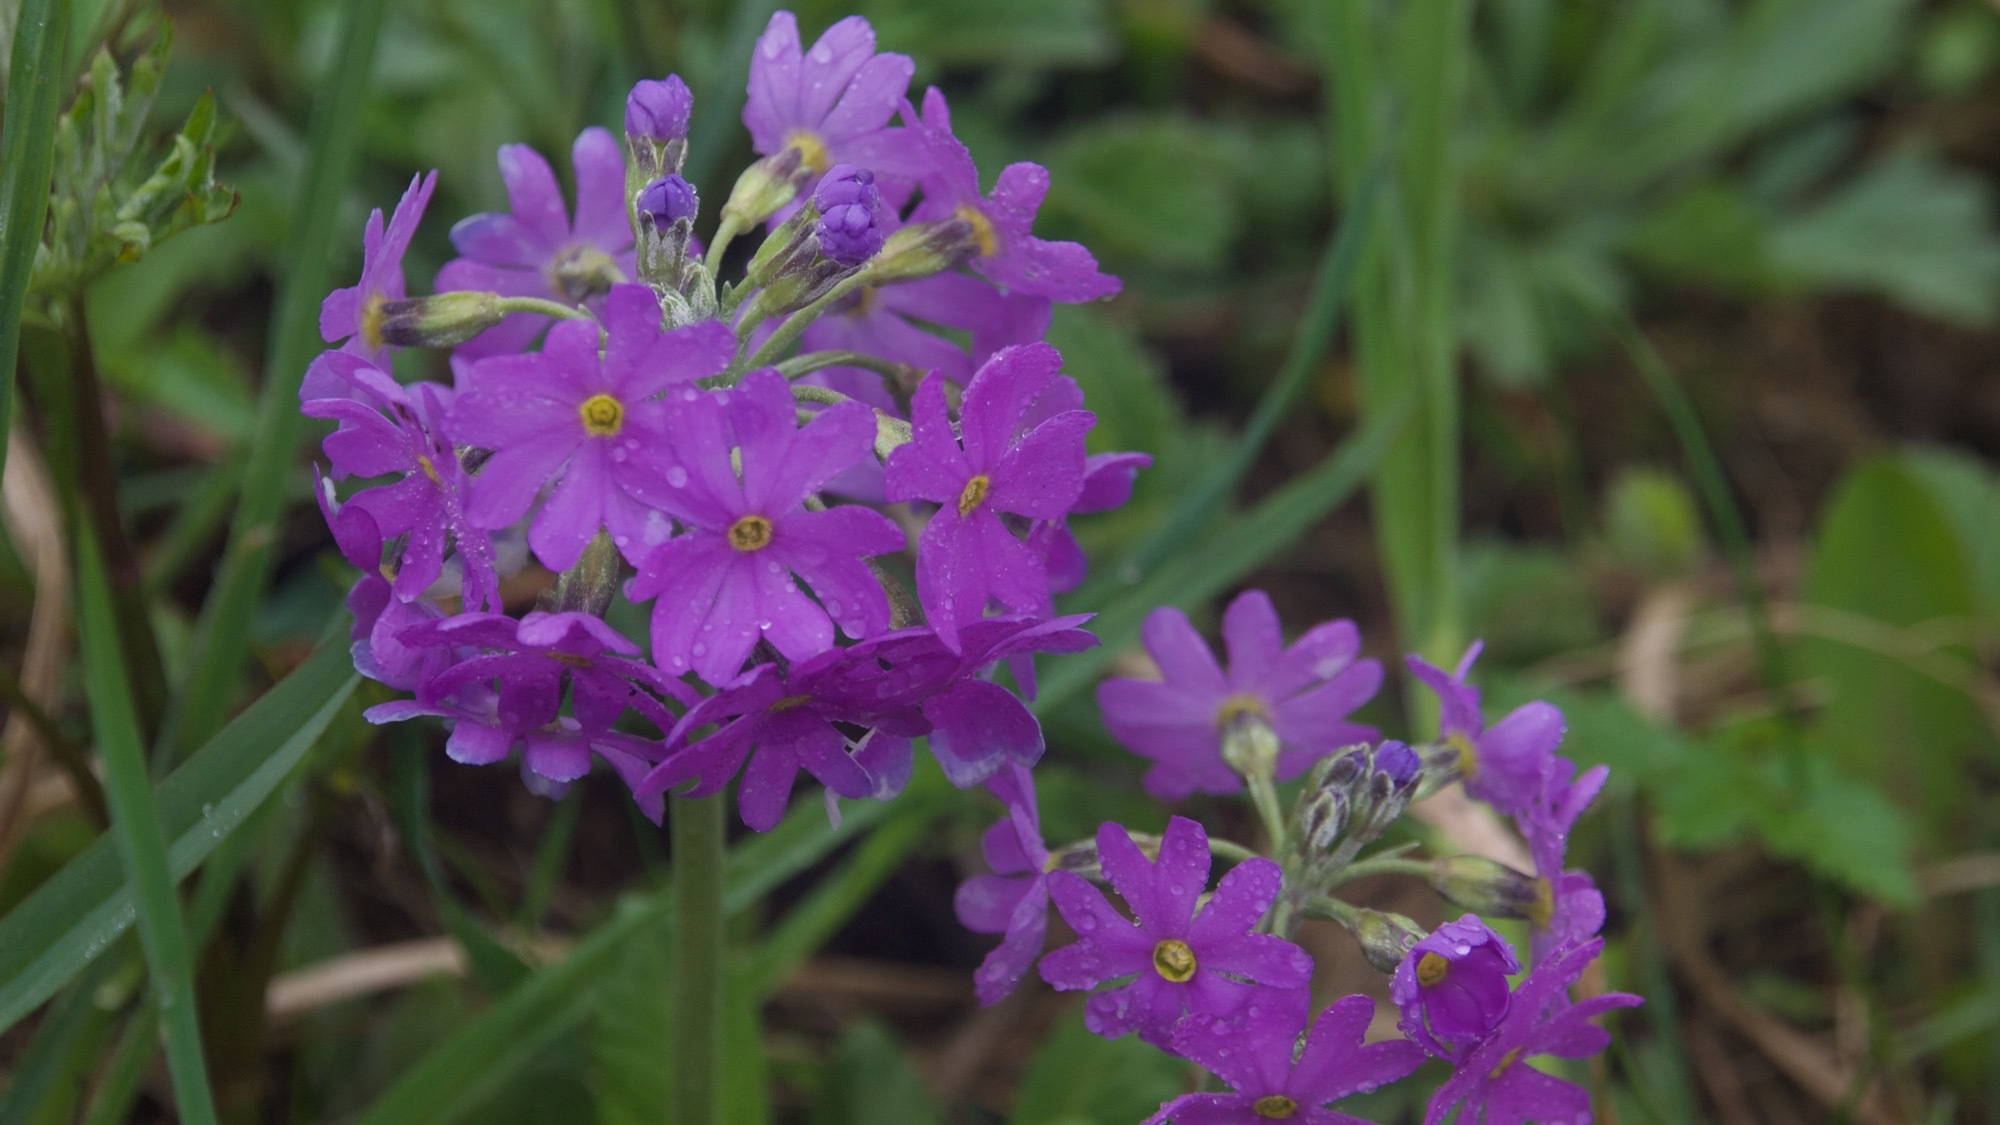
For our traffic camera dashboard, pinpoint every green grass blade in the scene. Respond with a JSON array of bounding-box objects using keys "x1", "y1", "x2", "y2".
[
  {"x1": 0, "y1": 958, "x2": 121, "y2": 1125},
  {"x1": 356, "y1": 794, "x2": 897, "y2": 1125},
  {"x1": 76, "y1": 524, "x2": 218, "y2": 1124},
  {"x1": 0, "y1": 635, "x2": 359, "y2": 1034},
  {"x1": 1040, "y1": 391, "x2": 1413, "y2": 716},
  {"x1": 0, "y1": 0, "x2": 71, "y2": 478},
  {"x1": 160, "y1": 0, "x2": 388, "y2": 762}
]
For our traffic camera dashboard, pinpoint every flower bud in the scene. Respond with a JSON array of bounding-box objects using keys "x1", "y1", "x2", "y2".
[
  {"x1": 375, "y1": 291, "x2": 502, "y2": 348},
  {"x1": 1296, "y1": 786, "x2": 1350, "y2": 856},
  {"x1": 812, "y1": 164, "x2": 883, "y2": 266},
  {"x1": 721, "y1": 148, "x2": 815, "y2": 232},
  {"x1": 1429, "y1": 855, "x2": 1545, "y2": 921},
  {"x1": 1346, "y1": 739, "x2": 1423, "y2": 845},
  {"x1": 638, "y1": 174, "x2": 699, "y2": 228},
  {"x1": 1350, "y1": 909, "x2": 1427, "y2": 974},
  {"x1": 1390, "y1": 916, "x2": 1519, "y2": 1052},
  {"x1": 625, "y1": 75, "x2": 692, "y2": 145},
  {"x1": 540, "y1": 531, "x2": 622, "y2": 618},
  {"x1": 863, "y1": 218, "x2": 979, "y2": 283}
]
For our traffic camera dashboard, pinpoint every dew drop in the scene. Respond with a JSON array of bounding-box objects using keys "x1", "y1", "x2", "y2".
[
  {"x1": 692, "y1": 642, "x2": 707, "y2": 657},
  {"x1": 666, "y1": 465, "x2": 689, "y2": 487},
  {"x1": 1453, "y1": 943, "x2": 1471, "y2": 956},
  {"x1": 1076, "y1": 915, "x2": 1097, "y2": 931}
]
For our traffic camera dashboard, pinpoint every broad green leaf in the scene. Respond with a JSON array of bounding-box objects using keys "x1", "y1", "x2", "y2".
[
  {"x1": 1799, "y1": 455, "x2": 1982, "y2": 840},
  {"x1": 1759, "y1": 749, "x2": 1918, "y2": 905},
  {"x1": 1901, "y1": 445, "x2": 2000, "y2": 626},
  {"x1": 592, "y1": 908, "x2": 671, "y2": 1125},
  {"x1": 0, "y1": 637, "x2": 360, "y2": 1034},
  {"x1": 810, "y1": 1021, "x2": 943, "y2": 1125},
  {"x1": 1769, "y1": 148, "x2": 2000, "y2": 325},
  {"x1": 1043, "y1": 116, "x2": 1240, "y2": 272},
  {"x1": 1010, "y1": 1010, "x2": 1186, "y2": 1125}
]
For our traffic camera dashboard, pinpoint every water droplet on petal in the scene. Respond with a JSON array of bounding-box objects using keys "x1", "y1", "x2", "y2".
[{"x1": 666, "y1": 465, "x2": 689, "y2": 487}]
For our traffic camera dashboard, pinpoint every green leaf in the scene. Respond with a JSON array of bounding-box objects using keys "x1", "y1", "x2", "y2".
[
  {"x1": 0, "y1": 0, "x2": 72, "y2": 479},
  {"x1": 810, "y1": 1021, "x2": 944, "y2": 1125},
  {"x1": 1459, "y1": 540, "x2": 1604, "y2": 665},
  {"x1": 590, "y1": 909, "x2": 672, "y2": 1125},
  {"x1": 0, "y1": 637, "x2": 359, "y2": 1034},
  {"x1": 1043, "y1": 116, "x2": 1240, "y2": 271},
  {"x1": 356, "y1": 795, "x2": 908, "y2": 1125},
  {"x1": 1900, "y1": 444, "x2": 2000, "y2": 627},
  {"x1": 1769, "y1": 148, "x2": 2000, "y2": 325},
  {"x1": 1011, "y1": 1011, "x2": 1187, "y2": 1124},
  {"x1": 1758, "y1": 751, "x2": 1918, "y2": 905},
  {"x1": 1799, "y1": 455, "x2": 1983, "y2": 840},
  {"x1": 871, "y1": 0, "x2": 1113, "y2": 67}
]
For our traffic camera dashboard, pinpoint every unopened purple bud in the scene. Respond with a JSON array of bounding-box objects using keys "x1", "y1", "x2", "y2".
[
  {"x1": 638, "y1": 175, "x2": 699, "y2": 228},
  {"x1": 812, "y1": 164, "x2": 882, "y2": 267},
  {"x1": 626, "y1": 75, "x2": 693, "y2": 144},
  {"x1": 1376, "y1": 741, "x2": 1422, "y2": 788}
]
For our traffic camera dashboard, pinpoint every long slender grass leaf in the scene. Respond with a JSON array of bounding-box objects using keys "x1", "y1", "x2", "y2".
[{"x1": 0, "y1": 0, "x2": 71, "y2": 477}]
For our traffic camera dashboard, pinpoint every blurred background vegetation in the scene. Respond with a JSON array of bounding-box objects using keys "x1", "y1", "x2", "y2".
[{"x1": 3, "y1": 0, "x2": 2000, "y2": 1121}]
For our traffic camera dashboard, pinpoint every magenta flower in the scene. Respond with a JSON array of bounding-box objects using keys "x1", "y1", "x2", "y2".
[
  {"x1": 742, "y1": 11, "x2": 924, "y2": 184},
  {"x1": 1096, "y1": 590, "x2": 1382, "y2": 801},
  {"x1": 904, "y1": 88, "x2": 1119, "y2": 302},
  {"x1": 918, "y1": 612, "x2": 1098, "y2": 785},
  {"x1": 436, "y1": 129, "x2": 636, "y2": 357},
  {"x1": 367, "y1": 611, "x2": 691, "y2": 816},
  {"x1": 1408, "y1": 642, "x2": 1565, "y2": 815},
  {"x1": 1518, "y1": 760, "x2": 1610, "y2": 965},
  {"x1": 634, "y1": 636, "x2": 934, "y2": 830},
  {"x1": 1039, "y1": 816, "x2": 1312, "y2": 1046},
  {"x1": 1391, "y1": 915, "x2": 1520, "y2": 1059},
  {"x1": 883, "y1": 342, "x2": 1093, "y2": 651},
  {"x1": 335, "y1": 512, "x2": 452, "y2": 693},
  {"x1": 628, "y1": 369, "x2": 904, "y2": 686},
  {"x1": 313, "y1": 170, "x2": 437, "y2": 391},
  {"x1": 956, "y1": 762, "x2": 1054, "y2": 1006},
  {"x1": 1146, "y1": 991, "x2": 1424, "y2": 1125},
  {"x1": 448, "y1": 285, "x2": 733, "y2": 572},
  {"x1": 302, "y1": 351, "x2": 498, "y2": 611},
  {"x1": 1422, "y1": 939, "x2": 1643, "y2": 1125},
  {"x1": 1013, "y1": 375, "x2": 1151, "y2": 594}
]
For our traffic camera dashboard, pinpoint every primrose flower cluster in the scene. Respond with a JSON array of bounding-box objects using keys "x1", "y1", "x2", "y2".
[
  {"x1": 303, "y1": 11, "x2": 1638, "y2": 1120},
  {"x1": 957, "y1": 592, "x2": 1642, "y2": 1123},
  {"x1": 307, "y1": 12, "x2": 1134, "y2": 831}
]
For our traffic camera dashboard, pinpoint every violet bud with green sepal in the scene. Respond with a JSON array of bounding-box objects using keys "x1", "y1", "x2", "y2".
[
  {"x1": 1349, "y1": 908, "x2": 1428, "y2": 974},
  {"x1": 372, "y1": 291, "x2": 502, "y2": 349},
  {"x1": 626, "y1": 75, "x2": 692, "y2": 146},
  {"x1": 812, "y1": 164, "x2": 883, "y2": 266},
  {"x1": 638, "y1": 174, "x2": 699, "y2": 228},
  {"x1": 1429, "y1": 855, "x2": 1547, "y2": 921}
]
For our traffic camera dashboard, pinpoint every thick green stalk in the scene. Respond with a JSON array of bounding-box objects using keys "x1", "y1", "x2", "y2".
[
  {"x1": 0, "y1": 0, "x2": 71, "y2": 480},
  {"x1": 77, "y1": 523, "x2": 218, "y2": 1125},
  {"x1": 159, "y1": 0, "x2": 388, "y2": 763},
  {"x1": 670, "y1": 793, "x2": 727, "y2": 1125}
]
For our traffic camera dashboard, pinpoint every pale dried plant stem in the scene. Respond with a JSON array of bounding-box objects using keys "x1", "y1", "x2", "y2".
[{"x1": 0, "y1": 423, "x2": 72, "y2": 870}]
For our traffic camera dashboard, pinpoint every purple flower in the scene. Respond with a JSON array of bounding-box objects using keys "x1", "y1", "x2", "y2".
[
  {"x1": 314, "y1": 170, "x2": 437, "y2": 387},
  {"x1": 918, "y1": 613, "x2": 1098, "y2": 785},
  {"x1": 904, "y1": 88, "x2": 1119, "y2": 303},
  {"x1": 1518, "y1": 760, "x2": 1610, "y2": 965},
  {"x1": 626, "y1": 75, "x2": 693, "y2": 144},
  {"x1": 1408, "y1": 643, "x2": 1566, "y2": 815},
  {"x1": 814, "y1": 164, "x2": 883, "y2": 266},
  {"x1": 634, "y1": 638, "x2": 932, "y2": 830},
  {"x1": 448, "y1": 286, "x2": 733, "y2": 571},
  {"x1": 367, "y1": 611, "x2": 692, "y2": 818},
  {"x1": 1012, "y1": 375, "x2": 1151, "y2": 593},
  {"x1": 341, "y1": 545, "x2": 453, "y2": 693},
  {"x1": 628, "y1": 368, "x2": 905, "y2": 686},
  {"x1": 1422, "y1": 939, "x2": 1643, "y2": 1125},
  {"x1": 742, "y1": 12, "x2": 924, "y2": 184},
  {"x1": 882, "y1": 342, "x2": 1093, "y2": 651},
  {"x1": 956, "y1": 762, "x2": 1054, "y2": 1005},
  {"x1": 435, "y1": 129, "x2": 635, "y2": 358},
  {"x1": 302, "y1": 351, "x2": 498, "y2": 611},
  {"x1": 1391, "y1": 915, "x2": 1520, "y2": 1058},
  {"x1": 1097, "y1": 590, "x2": 1382, "y2": 801},
  {"x1": 638, "y1": 175, "x2": 699, "y2": 227},
  {"x1": 1146, "y1": 991, "x2": 1425, "y2": 1125},
  {"x1": 1039, "y1": 816, "x2": 1312, "y2": 1046},
  {"x1": 793, "y1": 267, "x2": 1051, "y2": 412}
]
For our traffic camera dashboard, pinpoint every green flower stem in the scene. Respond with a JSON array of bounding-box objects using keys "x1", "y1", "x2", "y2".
[
  {"x1": 492, "y1": 295, "x2": 595, "y2": 321},
  {"x1": 703, "y1": 215, "x2": 744, "y2": 280},
  {"x1": 77, "y1": 523, "x2": 218, "y2": 1125},
  {"x1": 789, "y1": 375, "x2": 914, "y2": 459},
  {"x1": 1206, "y1": 837, "x2": 1261, "y2": 864},
  {"x1": 736, "y1": 271, "x2": 870, "y2": 377},
  {"x1": 1305, "y1": 896, "x2": 1363, "y2": 927},
  {"x1": 1244, "y1": 772, "x2": 1288, "y2": 855},
  {"x1": 776, "y1": 349, "x2": 906, "y2": 380},
  {"x1": 1329, "y1": 855, "x2": 1434, "y2": 885},
  {"x1": 670, "y1": 792, "x2": 726, "y2": 1125}
]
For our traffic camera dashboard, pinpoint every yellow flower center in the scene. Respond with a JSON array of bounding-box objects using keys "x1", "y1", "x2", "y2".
[
  {"x1": 1252, "y1": 1095, "x2": 1298, "y2": 1119},
  {"x1": 416, "y1": 453, "x2": 441, "y2": 485},
  {"x1": 547, "y1": 651, "x2": 594, "y2": 669},
  {"x1": 728, "y1": 514, "x2": 773, "y2": 552},
  {"x1": 768, "y1": 693, "x2": 813, "y2": 713},
  {"x1": 786, "y1": 128, "x2": 832, "y2": 175},
  {"x1": 1446, "y1": 730, "x2": 1478, "y2": 777},
  {"x1": 360, "y1": 291, "x2": 388, "y2": 351},
  {"x1": 1526, "y1": 877, "x2": 1554, "y2": 928},
  {"x1": 953, "y1": 203, "x2": 1000, "y2": 257},
  {"x1": 1416, "y1": 951, "x2": 1449, "y2": 987},
  {"x1": 579, "y1": 393, "x2": 624, "y2": 436},
  {"x1": 1489, "y1": 1045, "x2": 1525, "y2": 1080},
  {"x1": 1152, "y1": 938, "x2": 1197, "y2": 983},
  {"x1": 1214, "y1": 693, "x2": 1269, "y2": 730},
  {"x1": 957, "y1": 474, "x2": 992, "y2": 517}
]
